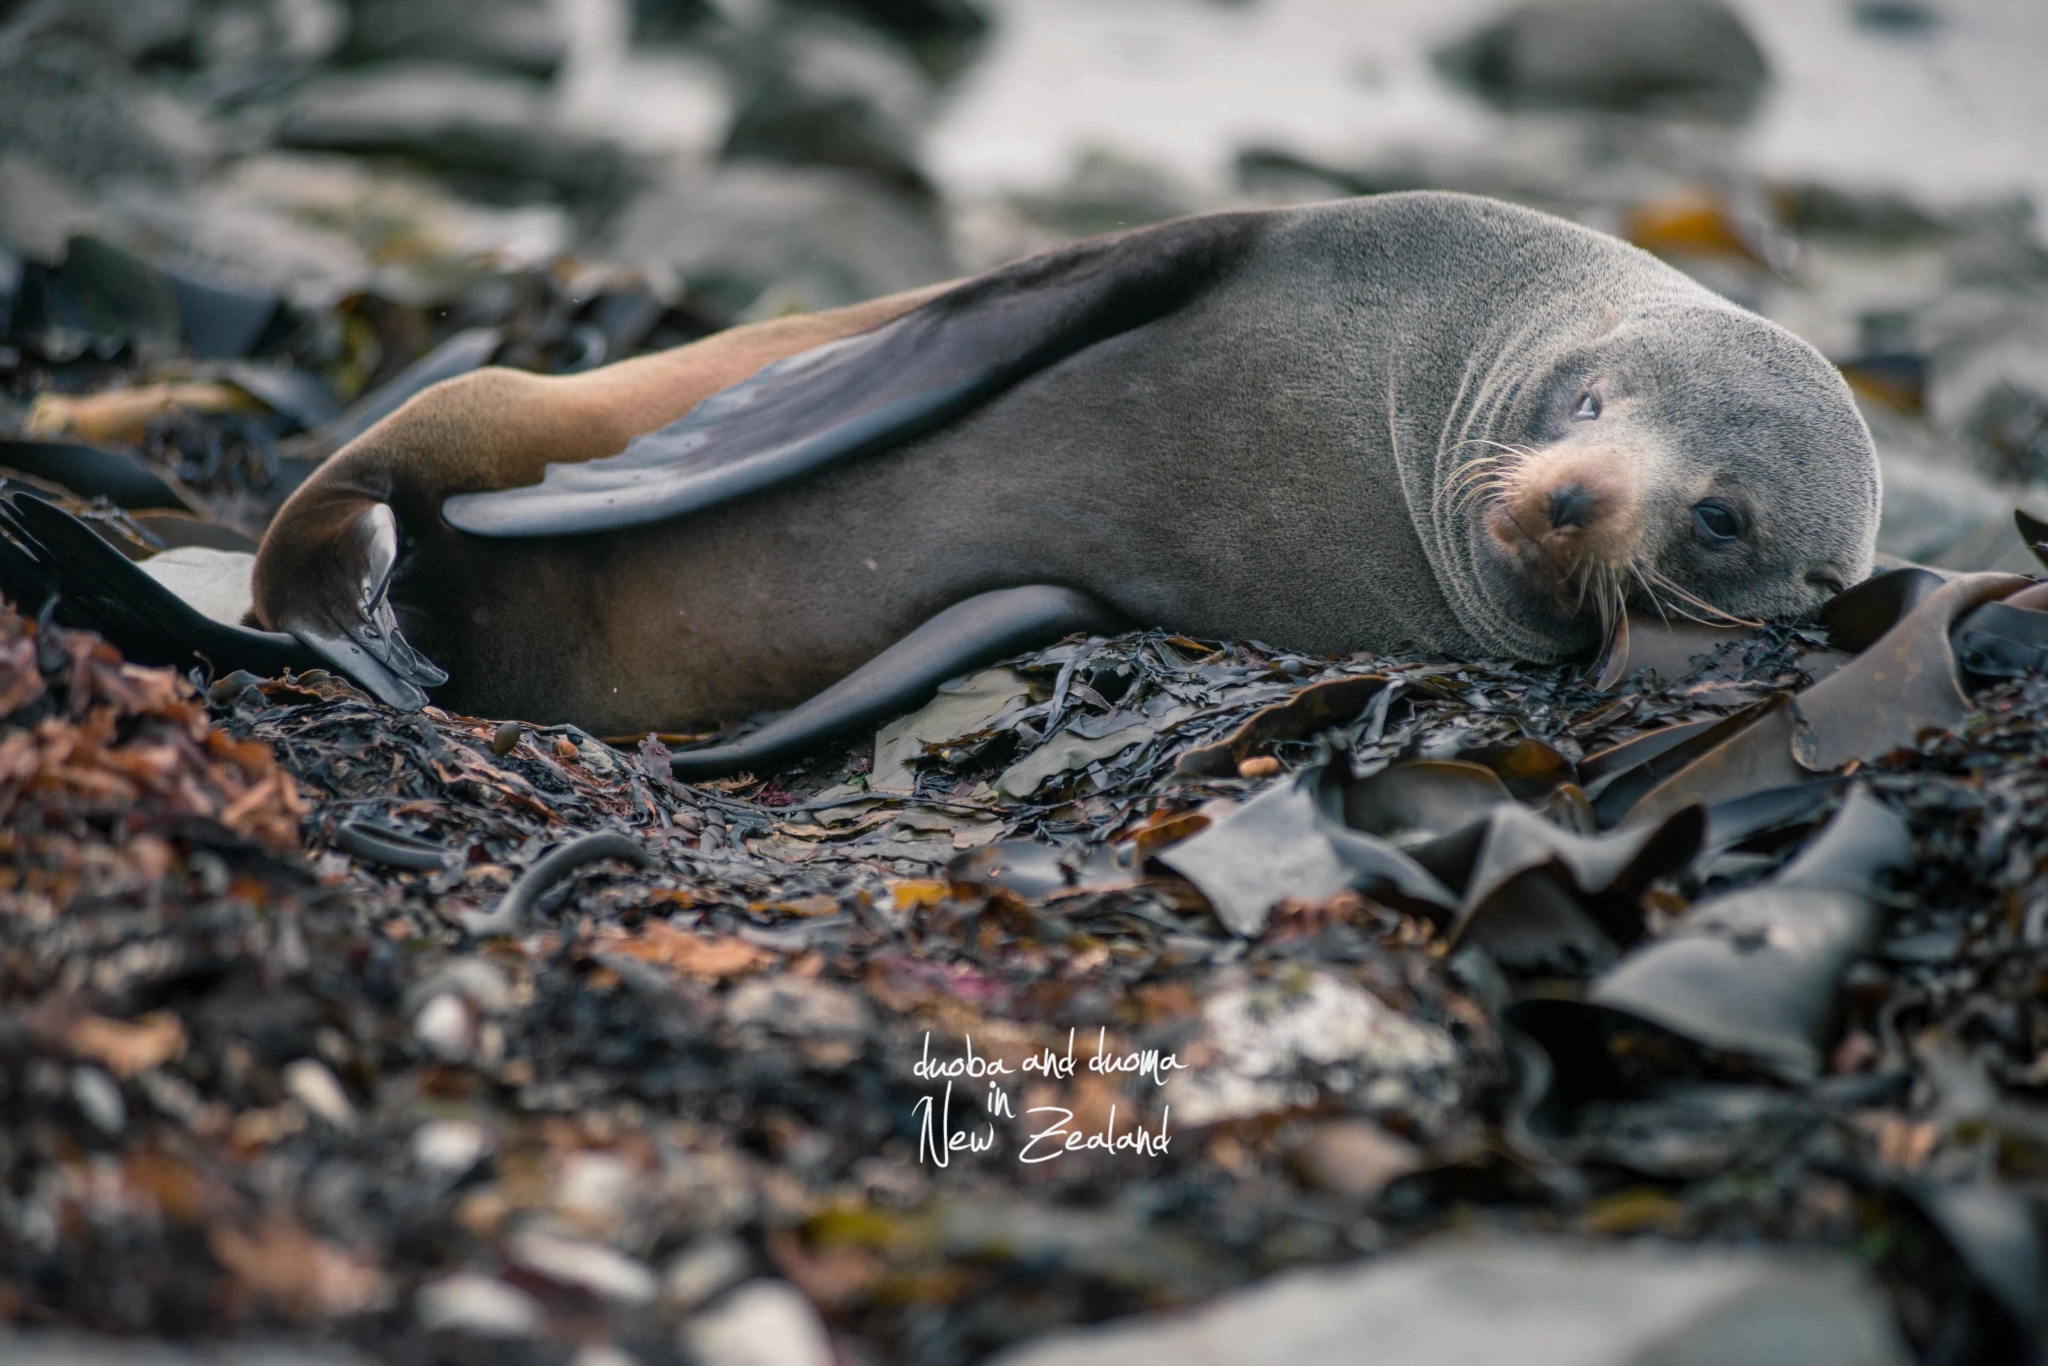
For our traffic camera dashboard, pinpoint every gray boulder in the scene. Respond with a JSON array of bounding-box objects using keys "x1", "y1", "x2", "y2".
[
  {"x1": 1435, "y1": 0, "x2": 1769, "y2": 116},
  {"x1": 4, "y1": 0, "x2": 195, "y2": 60},
  {"x1": 723, "y1": 15, "x2": 938, "y2": 195},
  {"x1": 991, "y1": 1238, "x2": 1910, "y2": 1366},
  {"x1": 609, "y1": 161, "x2": 955, "y2": 321},
  {"x1": 338, "y1": 0, "x2": 566, "y2": 77},
  {"x1": 275, "y1": 63, "x2": 636, "y2": 204},
  {"x1": 0, "y1": 34, "x2": 212, "y2": 193}
]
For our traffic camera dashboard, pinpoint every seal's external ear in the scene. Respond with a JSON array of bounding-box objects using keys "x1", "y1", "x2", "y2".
[
  {"x1": 280, "y1": 503, "x2": 448, "y2": 710},
  {"x1": 442, "y1": 211, "x2": 1268, "y2": 538}
]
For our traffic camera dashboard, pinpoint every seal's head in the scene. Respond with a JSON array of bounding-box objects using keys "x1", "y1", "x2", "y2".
[{"x1": 1452, "y1": 300, "x2": 1880, "y2": 660}]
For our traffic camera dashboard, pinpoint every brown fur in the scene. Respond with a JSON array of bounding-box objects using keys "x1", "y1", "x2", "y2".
[
  {"x1": 247, "y1": 193, "x2": 1878, "y2": 734},
  {"x1": 252, "y1": 282, "x2": 952, "y2": 639}
]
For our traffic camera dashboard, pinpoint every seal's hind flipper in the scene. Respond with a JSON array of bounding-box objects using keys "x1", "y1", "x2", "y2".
[
  {"x1": 272, "y1": 502, "x2": 448, "y2": 711},
  {"x1": 443, "y1": 213, "x2": 1266, "y2": 538},
  {"x1": 669, "y1": 585, "x2": 1122, "y2": 781},
  {"x1": 0, "y1": 494, "x2": 316, "y2": 677}
]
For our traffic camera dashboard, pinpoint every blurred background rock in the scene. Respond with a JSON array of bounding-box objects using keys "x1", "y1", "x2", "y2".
[{"x1": 1, "y1": 0, "x2": 2046, "y2": 569}]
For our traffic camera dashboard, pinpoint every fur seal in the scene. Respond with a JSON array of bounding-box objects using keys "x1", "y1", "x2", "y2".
[{"x1": 244, "y1": 191, "x2": 1879, "y2": 776}]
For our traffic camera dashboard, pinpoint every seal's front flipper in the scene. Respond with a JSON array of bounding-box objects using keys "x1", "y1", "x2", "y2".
[
  {"x1": 0, "y1": 494, "x2": 317, "y2": 677},
  {"x1": 443, "y1": 212, "x2": 1266, "y2": 538},
  {"x1": 669, "y1": 585, "x2": 1123, "y2": 781},
  {"x1": 272, "y1": 502, "x2": 448, "y2": 711}
]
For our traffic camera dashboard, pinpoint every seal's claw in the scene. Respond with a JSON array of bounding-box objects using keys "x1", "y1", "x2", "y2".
[{"x1": 279, "y1": 503, "x2": 446, "y2": 710}]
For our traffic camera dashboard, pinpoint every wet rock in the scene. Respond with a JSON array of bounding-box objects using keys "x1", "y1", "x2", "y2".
[
  {"x1": 0, "y1": 156, "x2": 99, "y2": 266},
  {"x1": 101, "y1": 151, "x2": 569, "y2": 304},
  {"x1": 0, "y1": 35, "x2": 212, "y2": 196},
  {"x1": 407, "y1": 957, "x2": 515, "y2": 1015},
  {"x1": 571, "y1": 1348, "x2": 640, "y2": 1366},
  {"x1": 17, "y1": 0, "x2": 196, "y2": 62},
  {"x1": 282, "y1": 1058, "x2": 356, "y2": 1128},
  {"x1": 1434, "y1": 0, "x2": 1769, "y2": 117},
  {"x1": 411, "y1": 1119, "x2": 489, "y2": 1175},
  {"x1": 1852, "y1": 1, "x2": 1942, "y2": 35},
  {"x1": 186, "y1": 0, "x2": 351, "y2": 93},
  {"x1": 0, "y1": 1336, "x2": 374, "y2": 1365},
  {"x1": 414, "y1": 1272, "x2": 543, "y2": 1336},
  {"x1": 1007, "y1": 148, "x2": 1201, "y2": 241},
  {"x1": 70, "y1": 1065, "x2": 126, "y2": 1134},
  {"x1": 724, "y1": 976, "x2": 870, "y2": 1039},
  {"x1": 1288, "y1": 1120, "x2": 1422, "y2": 1200},
  {"x1": 684, "y1": 1280, "x2": 834, "y2": 1366},
  {"x1": 556, "y1": 1149, "x2": 638, "y2": 1226},
  {"x1": 608, "y1": 162, "x2": 955, "y2": 321},
  {"x1": 662, "y1": 1234, "x2": 751, "y2": 1312},
  {"x1": 275, "y1": 64, "x2": 638, "y2": 205},
  {"x1": 1965, "y1": 380, "x2": 2048, "y2": 485},
  {"x1": 1925, "y1": 314, "x2": 2048, "y2": 485},
  {"x1": 724, "y1": 15, "x2": 936, "y2": 194},
  {"x1": 990, "y1": 1239, "x2": 1912, "y2": 1366},
  {"x1": 412, "y1": 992, "x2": 475, "y2": 1061},
  {"x1": 1862, "y1": 401, "x2": 2042, "y2": 573},
  {"x1": 1772, "y1": 183, "x2": 1947, "y2": 243},
  {"x1": 509, "y1": 1230, "x2": 658, "y2": 1304},
  {"x1": 631, "y1": 0, "x2": 715, "y2": 44},
  {"x1": 1165, "y1": 971, "x2": 1460, "y2": 1128},
  {"x1": 340, "y1": 0, "x2": 568, "y2": 77},
  {"x1": 803, "y1": 0, "x2": 991, "y2": 57},
  {"x1": 936, "y1": 1199, "x2": 1225, "y2": 1300}
]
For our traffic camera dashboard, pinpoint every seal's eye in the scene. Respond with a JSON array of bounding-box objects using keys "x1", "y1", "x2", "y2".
[
  {"x1": 1573, "y1": 391, "x2": 1600, "y2": 420},
  {"x1": 1693, "y1": 499, "x2": 1741, "y2": 543}
]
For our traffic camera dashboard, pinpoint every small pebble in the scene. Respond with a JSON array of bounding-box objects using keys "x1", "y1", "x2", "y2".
[
  {"x1": 414, "y1": 993, "x2": 474, "y2": 1062},
  {"x1": 282, "y1": 1058, "x2": 357, "y2": 1129},
  {"x1": 572, "y1": 1348, "x2": 641, "y2": 1366},
  {"x1": 1237, "y1": 755, "x2": 1282, "y2": 779},
  {"x1": 415, "y1": 1272, "x2": 541, "y2": 1336},
  {"x1": 492, "y1": 720, "x2": 525, "y2": 756},
  {"x1": 557, "y1": 1149, "x2": 637, "y2": 1222},
  {"x1": 412, "y1": 1119, "x2": 489, "y2": 1175},
  {"x1": 662, "y1": 1235, "x2": 750, "y2": 1311},
  {"x1": 71, "y1": 1066, "x2": 126, "y2": 1134},
  {"x1": 686, "y1": 1280, "x2": 834, "y2": 1366},
  {"x1": 510, "y1": 1231, "x2": 657, "y2": 1303},
  {"x1": 1288, "y1": 1119, "x2": 1421, "y2": 1199},
  {"x1": 553, "y1": 736, "x2": 580, "y2": 761}
]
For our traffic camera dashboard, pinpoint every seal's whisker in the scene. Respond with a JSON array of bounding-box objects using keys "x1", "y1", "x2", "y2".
[
  {"x1": 1638, "y1": 563, "x2": 1764, "y2": 629},
  {"x1": 1599, "y1": 568, "x2": 1628, "y2": 657},
  {"x1": 1627, "y1": 563, "x2": 1674, "y2": 627},
  {"x1": 1448, "y1": 473, "x2": 1518, "y2": 515},
  {"x1": 1575, "y1": 560, "x2": 1624, "y2": 643},
  {"x1": 1441, "y1": 440, "x2": 1540, "y2": 489},
  {"x1": 1450, "y1": 437, "x2": 1539, "y2": 459},
  {"x1": 1602, "y1": 565, "x2": 1626, "y2": 644},
  {"x1": 1629, "y1": 566, "x2": 1722, "y2": 626},
  {"x1": 1568, "y1": 557, "x2": 1596, "y2": 615},
  {"x1": 1641, "y1": 564, "x2": 1752, "y2": 626},
  {"x1": 1441, "y1": 451, "x2": 1512, "y2": 497},
  {"x1": 1437, "y1": 440, "x2": 1539, "y2": 515}
]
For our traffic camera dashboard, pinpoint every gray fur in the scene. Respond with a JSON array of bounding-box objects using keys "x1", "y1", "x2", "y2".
[{"x1": 399, "y1": 191, "x2": 1879, "y2": 733}]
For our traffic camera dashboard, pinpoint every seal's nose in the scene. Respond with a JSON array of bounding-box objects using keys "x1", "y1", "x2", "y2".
[{"x1": 1548, "y1": 483, "x2": 1595, "y2": 529}]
